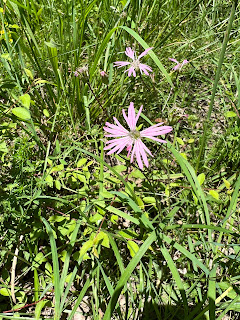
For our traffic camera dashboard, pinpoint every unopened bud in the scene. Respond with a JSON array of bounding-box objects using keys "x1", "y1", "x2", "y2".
[
  {"x1": 74, "y1": 65, "x2": 89, "y2": 82},
  {"x1": 100, "y1": 70, "x2": 109, "y2": 84}
]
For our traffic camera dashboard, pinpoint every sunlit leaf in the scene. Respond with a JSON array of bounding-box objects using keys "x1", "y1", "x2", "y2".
[{"x1": 12, "y1": 107, "x2": 31, "y2": 120}]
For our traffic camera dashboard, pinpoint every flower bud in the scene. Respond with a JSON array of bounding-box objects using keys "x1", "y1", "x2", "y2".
[
  {"x1": 74, "y1": 65, "x2": 89, "y2": 82},
  {"x1": 100, "y1": 70, "x2": 109, "y2": 84}
]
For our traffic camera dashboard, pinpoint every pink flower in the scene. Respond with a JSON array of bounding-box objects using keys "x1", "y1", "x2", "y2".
[
  {"x1": 100, "y1": 70, "x2": 108, "y2": 77},
  {"x1": 169, "y1": 58, "x2": 189, "y2": 71},
  {"x1": 104, "y1": 102, "x2": 172, "y2": 170},
  {"x1": 114, "y1": 47, "x2": 153, "y2": 77}
]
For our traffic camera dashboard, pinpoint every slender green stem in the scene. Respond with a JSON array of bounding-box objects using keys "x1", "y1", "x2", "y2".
[
  {"x1": 87, "y1": 80, "x2": 104, "y2": 111},
  {"x1": 139, "y1": 73, "x2": 154, "y2": 92},
  {"x1": 99, "y1": 137, "x2": 104, "y2": 200},
  {"x1": 33, "y1": 245, "x2": 39, "y2": 302},
  {"x1": 196, "y1": 0, "x2": 238, "y2": 172}
]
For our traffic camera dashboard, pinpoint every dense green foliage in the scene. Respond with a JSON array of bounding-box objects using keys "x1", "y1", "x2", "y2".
[{"x1": 0, "y1": 0, "x2": 240, "y2": 319}]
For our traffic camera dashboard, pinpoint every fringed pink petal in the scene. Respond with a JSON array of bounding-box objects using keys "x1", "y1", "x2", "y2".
[
  {"x1": 124, "y1": 66, "x2": 135, "y2": 77},
  {"x1": 138, "y1": 47, "x2": 153, "y2": 59},
  {"x1": 141, "y1": 125, "x2": 173, "y2": 137},
  {"x1": 125, "y1": 47, "x2": 135, "y2": 60},
  {"x1": 173, "y1": 64, "x2": 181, "y2": 71},
  {"x1": 137, "y1": 140, "x2": 149, "y2": 168},
  {"x1": 127, "y1": 102, "x2": 136, "y2": 130},
  {"x1": 135, "y1": 105, "x2": 143, "y2": 126},
  {"x1": 139, "y1": 63, "x2": 152, "y2": 75},
  {"x1": 143, "y1": 136, "x2": 168, "y2": 143},
  {"x1": 169, "y1": 58, "x2": 179, "y2": 64},
  {"x1": 135, "y1": 141, "x2": 143, "y2": 170},
  {"x1": 114, "y1": 61, "x2": 131, "y2": 68}
]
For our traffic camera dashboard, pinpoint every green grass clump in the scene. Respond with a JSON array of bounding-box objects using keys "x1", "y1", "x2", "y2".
[{"x1": 0, "y1": 0, "x2": 240, "y2": 319}]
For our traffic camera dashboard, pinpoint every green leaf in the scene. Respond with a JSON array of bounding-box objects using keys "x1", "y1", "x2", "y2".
[
  {"x1": 180, "y1": 152, "x2": 187, "y2": 160},
  {"x1": 100, "y1": 189, "x2": 114, "y2": 199},
  {"x1": 24, "y1": 68, "x2": 34, "y2": 80},
  {"x1": 44, "y1": 39, "x2": 59, "y2": 48},
  {"x1": 9, "y1": 24, "x2": 20, "y2": 29},
  {"x1": 76, "y1": 174, "x2": 86, "y2": 183},
  {"x1": 13, "y1": 303, "x2": 25, "y2": 311},
  {"x1": 45, "y1": 174, "x2": 53, "y2": 187},
  {"x1": 80, "y1": 240, "x2": 94, "y2": 259},
  {"x1": 41, "y1": 217, "x2": 60, "y2": 318},
  {"x1": 129, "y1": 169, "x2": 145, "y2": 179},
  {"x1": 35, "y1": 300, "x2": 49, "y2": 320},
  {"x1": 127, "y1": 240, "x2": 140, "y2": 257},
  {"x1": 197, "y1": 173, "x2": 205, "y2": 185},
  {"x1": 161, "y1": 245, "x2": 188, "y2": 315},
  {"x1": 12, "y1": 107, "x2": 31, "y2": 120},
  {"x1": 49, "y1": 215, "x2": 66, "y2": 223},
  {"x1": 93, "y1": 231, "x2": 110, "y2": 248},
  {"x1": 106, "y1": 206, "x2": 139, "y2": 225},
  {"x1": 45, "y1": 262, "x2": 53, "y2": 277},
  {"x1": 43, "y1": 109, "x2": 50, "y2": 117},
  {"x1": 112, "y1": 165, "x2": 127, "y2": 173},
  {"x1": 51, "y1": 164, "x2": 64, "y2": 172},
  {"x1": 77, "y1": 158, "x2": 88, "y2": 167},
  {"x1": 224, "y1": 111, "x2": 237, "y2": 118},
  {"x1": 1, "y1": 53, "x2": 11, "y2": 61},
  {"x1": 143, "y1": 197, "x2": 156, "y2": 205},
  {"x1": 32, "y1": 252, "x2": 47, "y2": 268},
  {"x1": 0, "y1": 141, "x2": 8, "y2": 153},
  {"x1": 218, "y1": 282, "x2": 237, "y2": 299},
  {"x1": 223, "y1": 178, "x2": 230, "y2": 189},
  {"x1": 176, "y1": 137, "x2": 184, "y2": 145},
  {"x1": 55, "y1": 180, "x2": 61, "y2": 190},
  {"x1": 136, "y1": 196, "x2": 144, "y2": 209},
  {"x1": 209, "y1": 190, "x2": 219, "y2": 200},
  {"x1": 19, "y1": 94, "x2": 31, "y2": 108},
  {"x1": 0, "y1": 288, "x2": 11, "y2": 296},
  {"x1": 110, "y1": 215, "x2": 118, "y2": 224},
  {"x1": 118, "y1": 230, "x2": 137, "y2": 240},
  {"x1": 90, "y1": 26, "x2": 118, "y2": 79},
  {"x1": 89, "y1": 212, "x2": 104, "y2": 223}
]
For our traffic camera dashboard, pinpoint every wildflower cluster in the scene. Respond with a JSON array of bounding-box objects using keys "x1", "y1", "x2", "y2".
[{"x1": 102, "y1": 47, "x2": 189, "y2": 169}]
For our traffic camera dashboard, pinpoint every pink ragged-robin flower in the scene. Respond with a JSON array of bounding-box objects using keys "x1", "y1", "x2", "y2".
[
  {"x1": 104, "y1": 102, "x2": 172, "y2": 169},
  {"x1": 114, "y1": 47, "x2": 153, "y2": 77}
]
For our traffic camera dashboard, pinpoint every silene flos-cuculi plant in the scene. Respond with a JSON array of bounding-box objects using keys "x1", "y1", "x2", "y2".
[{"x1": 104, "y1": 46, "x2": 173, "y2": 170}]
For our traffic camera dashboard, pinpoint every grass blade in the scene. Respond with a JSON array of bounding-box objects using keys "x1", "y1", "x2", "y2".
[
  {"x1": 102, "y1": 231, "x2": 156, "y2": 320},
  {"x1": 41, "y1": 217, "x2": 60, "y2": 320},
  {"x1": 161, "y1": 244, "x2": 189, "y2": 316}
]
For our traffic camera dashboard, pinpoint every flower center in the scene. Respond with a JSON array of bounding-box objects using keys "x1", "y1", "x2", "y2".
[
  {"x1": 129, "y1": 130, "x2": 141, "y2": 140},
  {"x1": 131, "y1": 59, "x2": 140, "y2": 70}
]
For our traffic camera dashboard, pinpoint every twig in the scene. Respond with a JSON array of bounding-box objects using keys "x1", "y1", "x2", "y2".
[
  {"x1": 230, "y1": 100, "x2": 240, "y2": 120},
  {"x1": 87, "y1": 81, "x2": 104, "y2": 112},
  {"x1": 3, "y1": 297, "x2": 47, "y2": 313}
]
